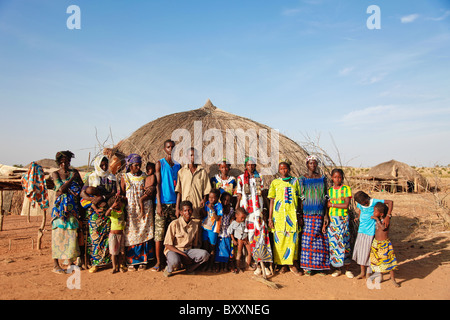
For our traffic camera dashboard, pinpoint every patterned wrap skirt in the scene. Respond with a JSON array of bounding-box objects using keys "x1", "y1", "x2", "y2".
[
  {"x1": 87, "y1": 209, "x2": 111, "y2": 267},
  {"x1": 327, "y1": 215, "x2": 351, "y2": 268},
  {"x1": 300, "y1": 214, "x2": 330, "y2": 270},
  {"x1": 52, "y1": 218, "x2": 80, "y2": 261},
  {"x1": 370, "y1": 238, "x2": 398, "y2": 273}
]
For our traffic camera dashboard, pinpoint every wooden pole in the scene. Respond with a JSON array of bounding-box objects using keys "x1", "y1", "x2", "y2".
[
  {"x1": 0, "y1": 190, "x2": 4, "y2": 231},
  {"x1": 27, "y1": 198, "x2": 31, "y2": 223},
  {"x1": 37, "y1": 209, "x2": 46, "y2": 250}
]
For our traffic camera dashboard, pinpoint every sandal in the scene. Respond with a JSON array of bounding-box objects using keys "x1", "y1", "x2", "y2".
[
  {"x1": 332, "y1": 269, "x2": 342, "y2": 277},
  {"x1": 52, "y1": 267, "x2": 65, "y2": 274},
  {"x1": 151, "y1": 265, "x2": 161, "y2": 272},
  {"x1": 89, "y1": 266, "x2": 99, "y2": 273},
  {"x1": 345, "y1": 271, "x2": 355, "y2": 279}
]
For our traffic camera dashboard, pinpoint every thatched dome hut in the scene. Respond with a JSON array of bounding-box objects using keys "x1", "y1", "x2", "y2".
[
  {"x1": 113, "y1": 99, "x2": 310, "y2": 181},
  {"x1": 365, "y1": 159, "x2": 428, "y2": 192}
]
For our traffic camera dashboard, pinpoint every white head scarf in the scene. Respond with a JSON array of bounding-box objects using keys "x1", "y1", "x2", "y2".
[{"x1": 88, "y1": 155, "x2": 116, "y2": 187}]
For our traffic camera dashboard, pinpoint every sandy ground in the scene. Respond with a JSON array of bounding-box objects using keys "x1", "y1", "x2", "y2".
[{"x1": 0, "y1": 191, "x2": 449, "y2": 301}]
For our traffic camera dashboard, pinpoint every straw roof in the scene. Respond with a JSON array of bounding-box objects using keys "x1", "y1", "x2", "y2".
[
  {"x1": 366, "y1": 159, "x2": 428, "y2": 190},
  {"x1": 113, "y1": 99, "x2": 309, "y2": 179}
]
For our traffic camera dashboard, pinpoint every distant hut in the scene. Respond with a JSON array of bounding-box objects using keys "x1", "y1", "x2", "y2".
[
  {"x1": 113, "y1": 99, "x2": 310, "y2": 183},
  {"x1": 26, "y1": 158, "x2": 58, "y2": 170},
  {"x1": 363, "y1": 160, "x2": 428, "y2": 193}
]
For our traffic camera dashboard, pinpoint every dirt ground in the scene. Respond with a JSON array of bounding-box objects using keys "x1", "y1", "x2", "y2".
[{"x1": 1, "y1": 191, "x2": 449, "y2": 301}]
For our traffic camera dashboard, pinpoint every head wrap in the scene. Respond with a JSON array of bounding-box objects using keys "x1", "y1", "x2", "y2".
[
  {"x1": 306, "y1": 155, "x2": 319, "y2": 164},
  {"x1": 55, "y1": 150, "x2": 74, "y2": 165},
  {"x1": 88, "y1": 155, "x2": 116, "y2": 187},
  {"x1": 218, "y1": 157, "x2": 230, "y2": 165},
  {"x1": 243, "y1": 156, "x2": 260, "y2": 195},
  {"x1": 125, "y1": 153, "x2": 142, "y2": 172},
  {"x1": 244, "y1": 156, "x2": 256, "y2": 165},
  {"x1": 279, "y1": 158, "x2": 291, "y2": 165},
  {"x1": 94, "y1": 155, "x2": 109, "y2": 178}
]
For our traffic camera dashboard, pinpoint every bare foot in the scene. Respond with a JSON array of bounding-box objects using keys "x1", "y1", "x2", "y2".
[
  {"x1": 391, "y1": 278, "x2": 400, "y2": 287},
  {"x1": 289, "y1": 265, "x2": 301, "y2": 276}
]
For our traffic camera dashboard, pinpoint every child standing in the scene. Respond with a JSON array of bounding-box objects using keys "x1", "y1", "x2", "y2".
[
  {"x1": 214, "y1": 192, "x2": 235, "y2": 272},
  {"x1": 227, "y1": 207, "x2": 252, "y2": 273},
  {"x1": 353, "y1": 191, "x2": 393, "y2": 279},
  {"x1": 139, "y1": 162, "x2": 157, "y2": 219},
  {"x1": 201, "y1": 189, "x2": 223, "y2": 271},
  {"x1": 370, "y1": 202, "x2": 399, "y2": 287},
  {"x1": 210, "y1": 159, "x2": 237, "y2": 207},
  {"x1": 326, "y1": 169, "x2": 354, "y2": 278},
  {"x1": 105, "y1": 196, "x2": 127, "y2": 273}
]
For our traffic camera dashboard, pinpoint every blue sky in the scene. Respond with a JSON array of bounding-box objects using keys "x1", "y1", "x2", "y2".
[{"x1": 0, "y1": 0, "x2": 449, "y2": 168}]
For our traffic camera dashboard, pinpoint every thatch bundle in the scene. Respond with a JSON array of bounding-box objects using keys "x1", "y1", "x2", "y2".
[
  {"x1": 113, "y1": 100, "x2": 310, "y2": 180},
  {"x1": 364, "y1": 159, "x2": 428, "y2": 192}
]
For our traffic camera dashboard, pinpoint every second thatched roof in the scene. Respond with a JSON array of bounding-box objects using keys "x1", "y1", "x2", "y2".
[{"x1": 365, "y1": 159, "x2": 428, "y2": 190}]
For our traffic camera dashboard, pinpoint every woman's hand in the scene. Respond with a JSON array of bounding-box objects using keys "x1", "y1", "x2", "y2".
[{"x1": 268, "y1": 219, "x2": 274, "y2": 230}]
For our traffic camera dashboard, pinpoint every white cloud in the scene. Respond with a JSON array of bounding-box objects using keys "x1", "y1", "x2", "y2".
[
  {"x1": 359, "y1": 72, "x2": 387, "y2": 85},
  {"x1": 428, "y1": 10, "x2": 450, "y2": 21},
  {"x1": 281, "y1": 8, "x2": 302, "y2": 16},
  {"x1": 401, "y1": 14, "x2": 419, "y2": 23},
  {"x1": 339, "y1": 67, "x2": 354, "y2": 76},
  {"x1": 340, "y1": 105, "x2": 397, "y2": 125},
  {"x1": 339, "y1": 105, "x2": 450, "y2": 128}
]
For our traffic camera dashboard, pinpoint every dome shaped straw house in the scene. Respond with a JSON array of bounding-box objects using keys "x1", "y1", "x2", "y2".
[
  {"x1": 364, "y1": 159, "x2": 428, "y2": 193},
  {"x1": 112, "y1": 99, "x2": 310, "y2": 184}
]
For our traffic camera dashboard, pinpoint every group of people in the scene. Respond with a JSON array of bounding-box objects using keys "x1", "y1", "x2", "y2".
[{"x1": 50, "y1": 140, "x2": 399, "y2": 287}]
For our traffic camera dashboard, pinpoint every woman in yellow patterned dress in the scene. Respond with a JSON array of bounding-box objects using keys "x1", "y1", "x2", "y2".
[{"x1": 268, "y1": 160, "x2": 301, "y2": 275}]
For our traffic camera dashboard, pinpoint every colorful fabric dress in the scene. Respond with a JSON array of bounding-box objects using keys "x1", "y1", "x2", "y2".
[
  {"x1": 123, "y1": 172, "x2": 155, "y2": 265},
  {"x1": 237, "y1": 171, "x2": 272, "y2": 263},
  {"x1": 21, "y1": 162, "x2": 49, "y2": 210},
  {"x1": 215, "y1": 207, "x2": 234, "y2": 263},
  {"x1": 210, "y1": 174, "x2": 237, "y2": 197},
  {"x1": 299, "y1": 176, "x2": 330, "y2": 270},
  {"x1": 82, "y1": 156, "x2": 117, "y2": 267},
  {"x1": 268, "y1": 177, "x2": 301, "y2": 265},
  {"x1": 327, "y1": 185, "x2": 352, "y2": 268},
  {"x1": 201, "y1": 201, "x2": 223, "y2": 246},
  {"x1": 370, "y1": 237, "x2": 398, "y2": 273},
  {"x1": 51, "y1": 170, "x2": 81, "y2": 261}
]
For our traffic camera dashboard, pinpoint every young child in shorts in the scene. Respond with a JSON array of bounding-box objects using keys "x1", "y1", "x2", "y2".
[
  {"x1": 139, "y1": 162, "x2": 157, "y2": 218},
  {"x1": 214, "y1": 192, "x2": 235, "y2": 272},
  {"x1": 105, "y1": 196, "x2": 127, "y2": 273},
  {"x1": 370, "y1": 202, "x2": 399, "y2": 287},
  {"x1": 201, "y1": 189, "x2": 223, "y2": 271},
  {"x1": 227, "y1": 207, "x2": 252, "y2": 273}
]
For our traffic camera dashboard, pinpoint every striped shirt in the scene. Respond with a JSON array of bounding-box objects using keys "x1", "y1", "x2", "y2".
[{"x1": 328, "y1": 185, "x2": 352, "y2": 216}]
